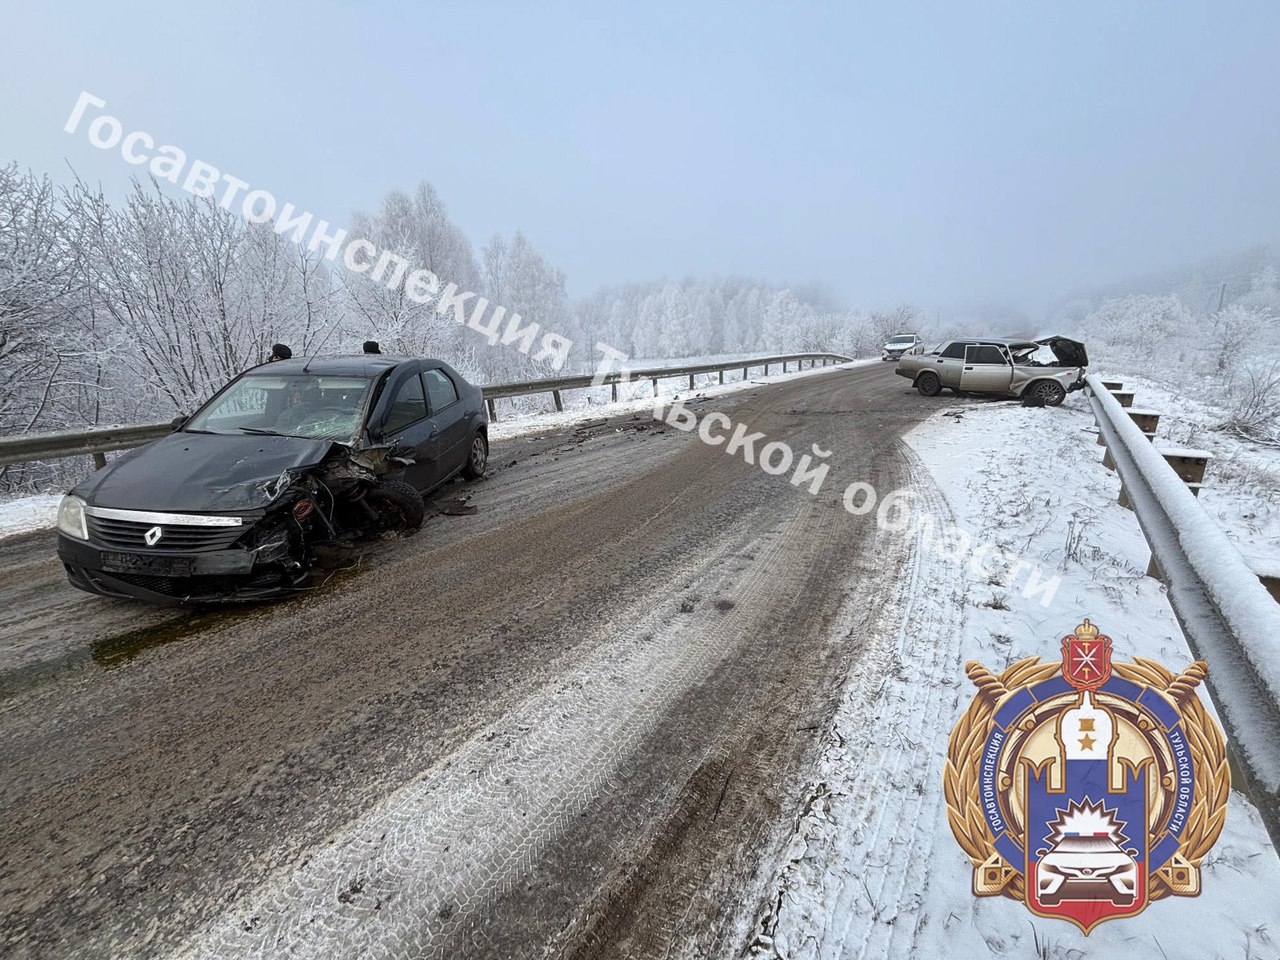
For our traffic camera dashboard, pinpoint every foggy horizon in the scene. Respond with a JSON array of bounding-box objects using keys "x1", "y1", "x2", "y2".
[{"x1": 3, "y1": 2, "x2": 1279, "y2": 320}]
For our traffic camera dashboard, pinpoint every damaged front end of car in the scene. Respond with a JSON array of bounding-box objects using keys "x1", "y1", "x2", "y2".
[
  {"x1": 1009, "y1": 337, "x2": 1089, "y2": 401},
  {"x1": 58, "y1": 442, "x2": 424, "y2": 605}
]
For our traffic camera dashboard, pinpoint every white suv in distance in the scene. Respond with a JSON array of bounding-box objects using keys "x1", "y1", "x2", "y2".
[{"x1": 882, "y1": 333, "x2": 923, "y2": 361}]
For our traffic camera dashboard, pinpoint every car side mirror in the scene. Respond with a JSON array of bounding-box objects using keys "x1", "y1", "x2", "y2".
[{"x1": 169, "y1": 414, "x2": 188, "y2": 431}]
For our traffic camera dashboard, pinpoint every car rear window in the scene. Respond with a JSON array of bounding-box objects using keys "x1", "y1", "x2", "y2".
[{"x1": 939, "y1": 342, "x2": 968, "y2": 359}]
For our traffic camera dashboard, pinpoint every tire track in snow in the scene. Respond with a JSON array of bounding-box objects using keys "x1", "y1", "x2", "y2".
[{"x1": 751, "y1": 444, "x2": 968, "y2": 959}]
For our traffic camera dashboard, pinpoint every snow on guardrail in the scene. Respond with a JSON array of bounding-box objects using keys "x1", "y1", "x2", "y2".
[{"x1": 1087, "y1": 373, "x2": 1280, "y2": 838}]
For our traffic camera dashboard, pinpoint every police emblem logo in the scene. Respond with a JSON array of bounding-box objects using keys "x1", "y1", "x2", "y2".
[{"x1": 944, "y1": 619, "x2": 1229, "y2": 934}]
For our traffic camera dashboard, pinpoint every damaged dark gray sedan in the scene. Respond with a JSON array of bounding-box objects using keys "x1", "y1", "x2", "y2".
[{"x1": 56, "y1": 355, "x2": 489, "y2": 604}]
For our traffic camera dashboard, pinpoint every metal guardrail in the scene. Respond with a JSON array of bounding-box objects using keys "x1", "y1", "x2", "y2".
[
  {"x1": 1087, "y1": 373, "x2": 1280, "y2": 845},
  {"x1": 481, "y1": 352, "x2": 850, "y2": 419},
  {"x1": 0, "y1": 352, "x2": 853, "y2": 468},
  {"x1": 0, "y1": 423, "x2": 177, "y2": 469}
]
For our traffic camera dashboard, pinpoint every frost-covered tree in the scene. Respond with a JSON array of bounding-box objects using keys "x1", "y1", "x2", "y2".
[
  {"x1": 341, "y1": 184, "x2": 478, "y2": 360},
  {"x1": 480, "y1": 231, "x2": 572, "y2": 379}
]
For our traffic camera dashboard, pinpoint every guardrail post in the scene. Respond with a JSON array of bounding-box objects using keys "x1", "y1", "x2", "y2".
[
  {"x1": 718, "y1": 370, "x2": 724, "y2": 384},
  {"x1": 764, "y1": 363, "x2": 770, "y2": 375},
  {"x1": 552, "y1": 390, "x2": 563, "y2": 412},
  {"x1": 1127, "y1": 409, "x2": 1160, "y2": 437},
  {"x1": 611, "y1": 382, "x2": 618, "y2": 402},
  {"x1": 1256, "y1": 567, "x2": 1280, "y2": 604},
  {"x1": 1110, "y1": 389, "x2": 1136, "y2": 408},
  {"x1": 1158, "y1": 448, "x2": 1211, "y2": 496},
  {"x1": 651, "y1": 378, "x2": 659, "y2": 396},
  {"x1": 92, "y1": 452, "x2": 107, "y2": 470},
  {"x1": 688, "y1": 374, "x2": 695, "y2": 389},
  {"x1": 486, "y1": 398, "x2": 497, "y2": 422},
  {"x1": 743, "y1": 366, "x2": 749, "y2": 379},
  {"x1": 1117, "y1": 482, "x2": 1133, "y2": 511},
  {"x1": 1099, "y1": 378, "x2": 1124, "y2": 391},
  {"x1": 783, "y1": 361, "x2": 788, "y2": 372},
  {"x1": 1098, "y1": 407, "x2": 1161, "y2": 446}
]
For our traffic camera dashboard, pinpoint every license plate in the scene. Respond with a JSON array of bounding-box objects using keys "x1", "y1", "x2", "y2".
[{"x1": 100, "y1": 552, "x2": 194, "y2": 577}]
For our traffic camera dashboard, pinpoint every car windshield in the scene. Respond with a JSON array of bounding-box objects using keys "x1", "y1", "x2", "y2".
[
  {"x1": 887, "y1": 336, "x2": 915, "y2": 345},
  {"x1": 184, "y1": 374, "x2": 375, "y2": 440}
]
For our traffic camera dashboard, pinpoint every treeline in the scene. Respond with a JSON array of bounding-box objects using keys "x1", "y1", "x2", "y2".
[
  {"x1": 1054, "y1": 252, "x2": 1280, "y2": 440},
  {"x1": 0, "y1": 162, "x2": 920, "y2": 488}
]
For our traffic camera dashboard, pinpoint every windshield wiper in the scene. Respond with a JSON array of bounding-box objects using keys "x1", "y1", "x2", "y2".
[{"x1": 237, "y1": 426, "x2": 287, "y2": 436}]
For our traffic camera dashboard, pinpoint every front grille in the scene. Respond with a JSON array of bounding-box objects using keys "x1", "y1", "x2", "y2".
[{"x1": 87, "y1": 515, "x2": 247, "y2": 552}]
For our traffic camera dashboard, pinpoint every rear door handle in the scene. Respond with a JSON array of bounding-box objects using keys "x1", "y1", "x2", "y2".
[{"x1": 963, "y1": 366, "x2": 973, "y2": 371}]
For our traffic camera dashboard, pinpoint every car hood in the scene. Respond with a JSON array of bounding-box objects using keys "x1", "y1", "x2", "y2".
[
  {"x1": 74, "y1": 432, "x2": 340, "y2": 512},
  {"x1": 1036, "y1": 336, "x2": 1088, "y2": 368}
]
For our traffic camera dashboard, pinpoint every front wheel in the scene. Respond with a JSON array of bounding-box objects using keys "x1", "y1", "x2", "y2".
[
  {"x1": 358, "y1": 479, "x2": 425, "y2": 536},
  {"x1": 461, "y1": 432, "x2": 489, "y2": 479},
  {"x1": 1027, "y1": 380, "x2": 1066, "y2": 406},
  {"x1": 915, "y1": 371, "x2": 942, "y2": 397}
]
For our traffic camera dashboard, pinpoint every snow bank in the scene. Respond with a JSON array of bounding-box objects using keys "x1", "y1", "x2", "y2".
[
  {"x1": 0, "y1": 494, "x2": 62, "y2": 540},
  {"x1": 754, "y1": 390, "x2": 1280, "y2": 959}
]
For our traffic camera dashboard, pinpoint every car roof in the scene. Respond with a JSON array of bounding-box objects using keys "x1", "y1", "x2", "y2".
[
  {"x1": 245, "y1": 355, "x2": 429, "y2": 377},
  {"x1": 946, "y1": 337, "x2": 1038, "y2": 347}
]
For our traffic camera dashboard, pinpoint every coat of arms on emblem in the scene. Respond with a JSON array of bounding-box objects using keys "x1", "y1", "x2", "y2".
[{"x1": 944, "y1": 620, "x2": 1230, "y2": 934}]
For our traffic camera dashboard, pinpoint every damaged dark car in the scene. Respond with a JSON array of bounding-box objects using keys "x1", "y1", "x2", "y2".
[{"x1": 56, "y1": 355, "x2": 489, "y2": 604}]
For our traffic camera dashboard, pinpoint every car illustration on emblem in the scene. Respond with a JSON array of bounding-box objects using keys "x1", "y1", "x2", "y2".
[{"x1": 1035, "y1": 834, "x2": 1139, "y2": 906}]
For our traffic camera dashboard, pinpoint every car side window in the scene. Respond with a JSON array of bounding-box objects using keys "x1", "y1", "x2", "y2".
[
  {"x1": 940, "y1": 341, "x2": 969, "y2": 359},
  {"x1": 424, "y1": 368, "x2": 459, "y2": 412},
  {"x1": 966, "y1": 345, "x2": 1008, "y2": 365},
  {"x1": 383, "y1": 374, "x2": 428, "y2": 434}
]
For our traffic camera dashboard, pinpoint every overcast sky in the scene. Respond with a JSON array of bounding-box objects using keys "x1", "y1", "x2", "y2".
[{"x1": 2, "y1": 1, "x2": 1278, "y2": 318}]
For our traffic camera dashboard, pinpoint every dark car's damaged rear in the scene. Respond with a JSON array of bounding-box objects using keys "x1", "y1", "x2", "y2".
[{"x1": 56, "y1": 355, "x2": 489, "y2": 604}]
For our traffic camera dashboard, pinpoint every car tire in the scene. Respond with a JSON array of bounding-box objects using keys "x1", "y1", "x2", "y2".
[
  {"x1": 1028, "y1": 380, "x2": 1066, "y2": 406},
  {"x1": 461, "y1": 431, "x2": 489, "y2": 480},
  {"x1": 915, "y1": 371, "x2": 942, "y2": 397},
  {"x1": 363, "y1": 479, "x2": 425, "y2": 535}
]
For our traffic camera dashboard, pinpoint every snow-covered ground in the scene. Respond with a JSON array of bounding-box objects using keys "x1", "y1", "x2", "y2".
[
  {"x1": 1093, "y1": 370, "x2": 1280, "y2": 578},
  {"x1": 754, "y1": 390, "x2": 1280, "y2": 959},
  {"x1": 0, "y1": 493, "x2": 63, "y2": 541}
]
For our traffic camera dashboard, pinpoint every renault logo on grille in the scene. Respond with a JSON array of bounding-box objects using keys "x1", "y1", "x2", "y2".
[{"x1": 144, "y1": 525, "x2": 164, "y2": 546}]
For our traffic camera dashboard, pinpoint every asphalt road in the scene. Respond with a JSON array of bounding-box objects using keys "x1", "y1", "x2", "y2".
[{"x1": 0, "y1": 363, "x2": 935, "y2": 959}]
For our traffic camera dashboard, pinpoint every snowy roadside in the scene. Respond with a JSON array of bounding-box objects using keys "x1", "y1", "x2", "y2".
[
  {"x1": 0, "y1": 494, "x2": 64, "y2": 542},
  {"x1": 753, "y1": 391, "x2": 1280, "y2": 960},
  {"x1": 490, "y1": 358, "x2": 871, "y2": 441},
  {"x1": 0, "y1": 360, "x2": 872, "y2": 541},
  {"x1": 1092, "y1": 369, "x2": 1280, "y2": 577}
]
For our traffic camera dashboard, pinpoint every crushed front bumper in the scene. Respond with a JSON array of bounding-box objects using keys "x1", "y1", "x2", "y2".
[{"x1": 57, "y1": 533, "x2": 290, "y2": 604}]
